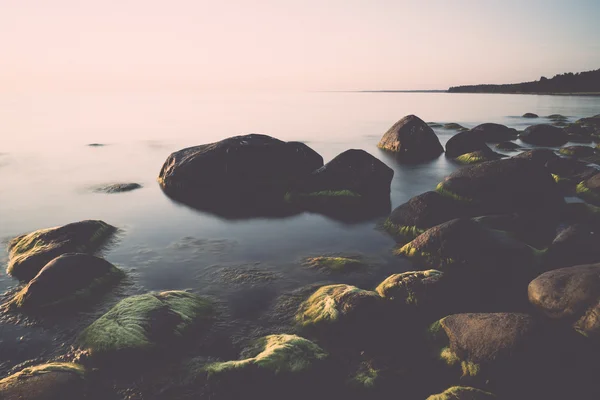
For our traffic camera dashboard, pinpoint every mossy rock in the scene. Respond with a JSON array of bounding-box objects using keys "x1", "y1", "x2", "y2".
[
  {"x1": 384, "y1": 191, "x2": 469, "y2": 242},
  {"x1": 304, "y1": 256, "x2": 366, "y2": 273},
  {"x1": 454, "y1": 150, "x2": 505, "y2": 164},
  {"x1": 428, "y1": 313, "x2": 540, "y2": 381},
  {"x1": 495, "y1": 141, "x2": 521, "y2": 151},
  {"x1": 528, "y1": 263, "x2": 600, "y2": 338},
  {"x1": 522, "y1": 113, "x2": 538, "y2": 119},
  {"x1": 445, "y1": 131, "x2": 492, "y2": 159},
  {"x1": 378, "y1": 115, "x2": 444, "y2": 162},
  {"x1": 77, "y1": 291, "x2": 214, "y2": 364},
  {"x1": 92, "y1": 183, "x2": 142, "y2": 193},
  {"x1": 376, "y1": 270, "x2": 445, "y2": 309},
  {"x1": 296, "y1": 284, "x2": 383, "y2": 335},
  {"x1": 0, "y1": 362, "x2": 88, "y2": 400},
  {"x1": 8, "y1": 253, "x2": 124, "y2": 310},
  {"x1": 436, "y1": 158, "x2": 564, "y2": 216},
  {"x1": 559, "y1": 145, "x2": 596, "y2": 158},
  {"x1": 7, "y1": 220, "x2": 117, "y2": 281},
  {"x1": 576, "y1": 173, "x2": 600, "y2": 205},
  {"x1": 427, "y1": 386, "x2": 496, "y2": 400}
]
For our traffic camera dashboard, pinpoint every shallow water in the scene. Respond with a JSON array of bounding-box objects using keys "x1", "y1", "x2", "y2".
[{"x1": 0, "y1": 91, "x2": 599, "y2": 379}]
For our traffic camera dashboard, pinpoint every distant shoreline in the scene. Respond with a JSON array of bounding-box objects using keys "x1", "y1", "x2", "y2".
[{"x1": 347, "y1": 90, "x2": 600, "y2": 96}]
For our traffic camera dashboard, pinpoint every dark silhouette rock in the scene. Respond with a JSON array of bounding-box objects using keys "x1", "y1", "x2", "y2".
[
  {"x1": 528, "y1": 263, "x2": 600, "y2": 338},
  {"x1": 577, "y1": 172, "x2": 600, "y2": 205},
  {"x1": 443, "y1": 123, "x2": 467, "y2": 131},
  {"x1": 522, "y1": 113, "x2": 539, "y2": 118},
  {"x1": 377, "y1": 115, "x2": 444, "y2": 162},
  {"x1": 520, "y1": 124, "x2": 568, "y2": 147},
  {"x1": 513, "y1": 149, "x2": 559, "y2": 166},
  {"x1": 470, "y1": 123, "x2": 518, "y2": 142},
  {"x1": 158, "y1": 134, "x2": 323, "y2": 213},
  {"x1": 7, "y1": 220, "x2": 117, "y2": 281},
  {"x1": 454, "y1": 149, "x2": 506, "y2": 164},
  {"x1": 495, "y1": 141, "x2": 521, "y2": 151},
  {"x1": 445, "y1": 131, "x2": 493, "y2": 158},
  {"x1": 8, "y1": 253, "x2": 124, "y2": 310},
  {"x1": 93, "y1": 183, "x2": 142, "y2": 193},
  {"x1": 545, "y1": 225, "x2": 600, "y2": 269},
  {"x1": 559, "y1": 145, "x2": 596, "y2": 158}
]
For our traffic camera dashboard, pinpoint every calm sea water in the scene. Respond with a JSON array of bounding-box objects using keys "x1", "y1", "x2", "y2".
[{"x1": 0, "y1": 91, "x2": 599, "y2": 375}]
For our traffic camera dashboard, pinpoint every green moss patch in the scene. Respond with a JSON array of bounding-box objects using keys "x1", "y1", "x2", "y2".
[
  {"x1": 205, "y1": 334, "x2": 327, "y2": 375},
  {"x1": 576, "y1": 181, "x2": 600, "y2": 203},
  {"x1": 382, "y1": 219, "x2": 424, "y2": 240},
  {"x1": 304, "y1": 256, "x2": 366, "y2": 273},
  {"x1": 435, "y1": 182, "x2": 474, "y2": 203},
  {"x1": 426, "y1": 386, "x2": 496, "y2": 400},
  {"x1": 0, "y1": 362, "x2": 86, "y2": 387}
]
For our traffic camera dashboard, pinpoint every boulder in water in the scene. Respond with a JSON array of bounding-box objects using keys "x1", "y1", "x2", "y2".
[
  {"x1": 445, "y1": 131, "x2": 491, "y2": 158},
  {"x1": 93, "y1": 183, "x2": 142, "y2": 193},
  {"x1": 470, "y1": 123, "x2": 518, "y2": 142},
  {"x1": 522, "y1": 113, "x2": 539, "y2": 118},
  {"x1": 520, "y1": 124, "x2": 568, "y2": 146},
  {"x1": 377, "y1": 115, "x2": 444, "y2": 162}
]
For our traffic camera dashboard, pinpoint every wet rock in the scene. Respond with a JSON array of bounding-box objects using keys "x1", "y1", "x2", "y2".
[
  {"x1": 445, "y1": 131, "x2": 491, "y2": 158},
  {"x1": 296, "y1": 284, "x2": 382, "y2": 337},
  {"x1": 454, "y1": 149, "x2": 506, "y2": 164},
  {"x1": 0, "y1": 362, "x2": 88, "y2": 400},
  {"x1": 513, "y1": 148, "x2": 559, "y2": 166},
  {"x1": 528, "y1": 263, "x2": 600, "y2": 338},
  {"x1": 384, "y1": 191, "x2": 468, "y2": 241},
  {"x1": 436, "y1": 158, "x2": 564, "y2": 216},
  {"x1": 377, "y1": 115, "x2": 444, "y2": 162},
  {"x1": 77, "y1": 291, "x2": 214, "y2": 364},
  {"x1": 427, "y1": 122, "x2": 443, "y2": 128},
  {"x1": 443, "y1": 123, "x2": 467, "y2": 131},
  {"x1": 428, "y1": 313, "x2": 540, "y2": 380},
  {"x1": 375, "y1": 270, "x2": 446, "y2": 312},
  {"x1": 547, "y1": 158, "x2": 598, "y2": 194},
  {"x1": 304, "y1": 256, "x2": 366, "y2": 273},
  {"x1": 576, "y1": 115, "x2": 600, "y2": 133},
  {"x1": 472, "y1": 213, "x2": 557, "y2": 249},
  {"x1": 576, "y1": 172, "x2": 600, "y2": 205},
  {"x1": 7, "y1": 253, "x2": 124, "y2": 310},
  {"x1": 92, "y1": 183, "x2": 142, "y2": 193},
  {"x1": 547, "y1": 114, "x2": 568, "y2": 122},
  {"x1": 545, "y1": 225, "x2": 600, "y2": 269},
  {"x1": 158, "y1": 134, "x2": 323, "y2": 214},
  {"x1": 470, "y1": 123, "x2": 518, "y2": 142},
  {"x1": 495, "y1": 141, "x2": 521, "y2": 151},
  {"x1": 566, "y1": 133, "x2": 593, "y2": 144},
  {"x1": 522, "y1": 113, "x2": 538, "y2": 118},
  {"x1": 7, "y1": 220, "x2": 117, "y2": 281},
  {"x1": 559, "y1": 145, "x2": 596, "y2": 158},
  {"x1": 427, "y1": 386, "x2": 496, "y2": 400},
  {"x1": 520, "y1": 124, "x2": 568, "y2": 147}
]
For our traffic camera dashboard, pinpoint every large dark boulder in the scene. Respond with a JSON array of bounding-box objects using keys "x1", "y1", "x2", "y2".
[
  {"x1": 158, "y1": 134, "x2": 323, "y2": 212},
  {"x1": 384, "y1": 191, "x2": 468, "y2": 241},
  {"x1": 454, "y1": 149, "x2": 506, "y2": 165},
  {"x1": 8, "y1": 253, "x2": 124, "y2": 310},
  {"x1": 544, "y1": 225, "x2": 600, "y2": 269},
  {"x1": 559, "y1": 145, "x2": 596, "y2": 158},
  {"x1": 577, "y1": 172, "x2": 600, "y2": 205},
  {"x1": 513, "y1": 149, "x2": 559, "y2": 166},
  {"x1": 520, "y1": 124, "x2": 568, "y2": 147},
  {"x1": 377, "y1": 115, "x2": 444, "y2": 162},
  {"x1": 285, "y1": 150, "x2": 393, "y2": 220},
  {"x1": 495, "y1": 141, "x2": 521, "y2": 151},
  {"x1": 445, "y1": 131, "x2": 492, "y2": 158},
  {"x1": 528, "y1": 263, "x2": 600, "y2": 338},
  {"x1": 7, "y1": 220, "x2": 117, "y2": 281},
  {"x1": 0, "y1": 363, "x2": 89, "y2": 400},
  {"x1": 436, "y1": 158, "x2": 564, "y2": 216},
  {"x1": 470, "y1": 123, "x2": 518, "y2": 142}
]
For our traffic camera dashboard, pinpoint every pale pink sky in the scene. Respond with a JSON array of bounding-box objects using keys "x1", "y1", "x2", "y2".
[{"x1": 1, "y1": 0, "x2": 599, "y2": 91}]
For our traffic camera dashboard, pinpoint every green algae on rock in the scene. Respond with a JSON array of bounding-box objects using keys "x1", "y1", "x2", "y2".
[
  {"x1": 454, "y1": 150, "x2": 505, "y2": 165},
  {"x1": 0, "y1": 362, "x2": 87, "y2": 400},
  {"x1": 205, "y1": 334, "x2": 327, "y2": 375},
  {"x1": 296, "y1": 284, "x2": 382, "y2": 330},
  {"x1": 304, "y1": 256, "x2": 366, "y2": 273},
  {"x1": 77, "y1": 291, "x2": 214, "y2": 363},
  {"x1": 558, "y1": 145, "x2": 596, "y2": 158},
  {"x1": 8, "y1": 253, "x2": 124, "y2": 310},
  {"x1": 376, "y1": 270, "x2": 444, "y2": 307},
  {"x1": 7, "y1": 220, "x2": 117, "y2": 281},
  {"x1": 426, "y1": 386, "x2": 496, "y2": 400},
  {"x1": 576, "y1": 173, "x2": 600, "y2": 205}
]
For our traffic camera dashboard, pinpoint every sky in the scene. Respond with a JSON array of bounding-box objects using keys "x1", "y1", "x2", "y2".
[{"x1": 1, "y1": 0, "x2": 599, "y2": 91}]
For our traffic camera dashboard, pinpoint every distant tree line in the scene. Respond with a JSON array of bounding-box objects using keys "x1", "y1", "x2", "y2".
[{"x1": 448, "y1": 68, "x2": 600, "y2": 93}]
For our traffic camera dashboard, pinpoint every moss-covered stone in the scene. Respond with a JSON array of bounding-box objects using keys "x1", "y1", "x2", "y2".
[
  {"x1": 455, "y1": 150, "x2": 505, "y2": 164},
  {"x1": 304, "y1": 256, "x2": 366, "y2": 273},
  {"x1": 7, "y1": 220, "x2": 117, "y2": 281},
  {"x1": 205, "y1": 334, "x2": 327, "y2": 375},
  {"x1": 559, "y1": 145, "x2": 596, "y2": 158},
  {"x1": 8, "y1": 253, "x2": 124, "y2": 310},
  {"x1": 426, "y1": 386, "x2": 496, "y2": 400},
  {"x1": 0, "y1": 362, "x2": 87, "y2": 400},
  {"x1": 77, "y1": 291, "x2": 214, "y2": 363},
  {"x1": 576, "y1": 173, "x2": 600, "y2": 205},
  {"x1": 348, "y1": 360, "x2": 379, "y2": 389},
  {"x1": 296, "y1": 284, "x2": 382, "y2": 331},
  {"x1": 376, "y1": 270, "x2": 444, "y2": 308}
]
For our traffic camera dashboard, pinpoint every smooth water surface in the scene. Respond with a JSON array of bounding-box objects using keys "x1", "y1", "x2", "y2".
[{"x1": 0, "y1": 91, "x2": 599, "y2": 375}]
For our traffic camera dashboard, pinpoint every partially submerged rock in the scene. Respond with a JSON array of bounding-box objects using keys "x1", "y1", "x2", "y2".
[
  {"x1": 158, "y1": 134, "x2": 323, "y2": 212},
  {"x1": 428, "y1": 313, "x2": 539, "y2": 379},
  {"x1": 544, "y1": 225, "x2": 600, "y2": 269},
  {"x1": 77, "y1": 291, "x2": 214, "y2": 364},
  {"x1": 522, "y1": 113, "x2": 538, "y2": 118},
  {"x1": 454, "y1": 150, "x2": 505, "y2": 164},
  {"x1": 304, "y1": 256, "x2": 366, "y2": 273},
  {"x1": 513, "y1": 148, "x2": 559, "y2": 166},
  {"x1": 470, "y1": 123, "x2": 518, "y2": 142},
  {"x1": 495, "y1": 141, "x2": 521, "y2": 151},
  {"x1": 559, "y1": 145, "x2": 596, "y2": 158},
  {"x1": 7, "y1": 220, "x2": 117, "y2": 281},
  {"x1": 427, "y1": 386, "x2": 496, "y2": 400},
  {"x1": 520, "y1": 124, "x2": 568, "y2": 147},
  {"x1": 528, "y1": 263, "x2": 600, "y2": 338},
  {"x1": 384, "y1": 191, "x2": 468, "y2": 241},
  {"x1": 0, "y1": 362, "x2": 87, "y2": 400},
  {"x1": 8, "y1": 253, "x2": 124, "y2": 310},
  {"x1": 92, "y1": 183, "x2": 142, "y2": 193},
  {"x1": 443, "y1": 123, "x2": 467, "y2": 131},
  {"x1": 445, "y1": 131, "x2": 491, "y2": 158},
  {"x1": 435, "y1": 158, "x2": 564, "y2": 216},
  {"x1": 377, "y1": 115, "x2": 444, "y2": 162},
  {"x1": 576, "y1": 172, "x2": 600, "y2": 205}
]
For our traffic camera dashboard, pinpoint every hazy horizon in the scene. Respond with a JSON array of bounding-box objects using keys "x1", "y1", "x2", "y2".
[{"x1": 2, "y1": 0, "x2": 600, "y2": 92}]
